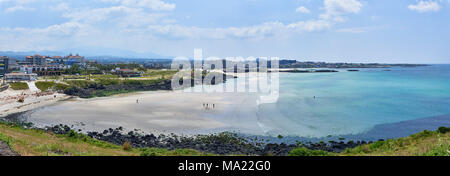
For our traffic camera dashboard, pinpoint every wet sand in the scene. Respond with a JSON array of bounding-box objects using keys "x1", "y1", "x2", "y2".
[{"x1": 26, "y1": 90, "x2": 263, "y2": 135}]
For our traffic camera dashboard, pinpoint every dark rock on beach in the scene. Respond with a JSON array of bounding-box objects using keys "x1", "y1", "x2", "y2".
[{"x1": 43, "y1": 124, "x2": 364, "y2": 156}]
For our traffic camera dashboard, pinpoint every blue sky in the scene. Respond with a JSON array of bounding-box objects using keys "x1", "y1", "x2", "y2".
[{"x1": 0, "y1": 0, "x2": 449, "y2": 63}]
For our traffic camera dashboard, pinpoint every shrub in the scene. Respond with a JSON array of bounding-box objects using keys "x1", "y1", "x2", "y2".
[
  {"x1": 437, "y1": 127, "x2": 450, "y2": 134},
  {"x1": 97, "y1": 79, "x2": 120, "y2": 86},
  {"x1": 122, "y1": 79, "x2": 163, "y2": 86},
  {"x1": 68, "y1": 130, "x2": 77, "y2": 138},
  {"x1": 9, "y1": 82, "x2": 29, "y2": 90},
  {"x1": 141, "y1": 149, "x2": 157, "y2": 156},
  {"x1": 55, "y1": 83, "x2": 71, "y2": 91},
  {"x1": 369, "y1": 141, "x2": 385, "y2": 151},
  {"x1": 122, "y1": 141, "x2": 132, "y2": 151},
  {"x1": 289, "y1": 147, "x2": 331, "y2": 156},
  {"x1": 411, "y1": 130, "x2": 434, "y2": 139},
  {"x1": 35, "y1": 81, "x2": 56, "y2": 91},
  {"x1": 66, "y1": 80, "x2": 96, "y2": 88}
]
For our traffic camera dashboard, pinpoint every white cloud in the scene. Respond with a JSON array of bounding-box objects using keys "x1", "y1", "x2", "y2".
[
  {"x1": 145, "y1": 20, "x2": 333, "y2": 40},
  {"x1": 296, "y1": 6, "x2": 310, "y2": 14},
  {"x1": 1, "y1": 0, "x2": 36, "y2": 13},
  {"x1": 408, "y1": 1, "x2": 441, "y2": 13},
  {"x1": 100, "y1": 0, "x2": 175, "y2": 11},
  {"x1": 4, "y1": 5, "x2": 35, "y2": 13},
  {"x1": 0, "y1": 0, "x2": 364, "y2": 52},
  {"x1": 62, "y1": 5, "x2": 168, "y2": 28},
  {"x1": 146, "y1": 0, "x2": 363, "y2": 40},
  {"x1": 0, "y1": 0, "x2": 35, "y2": 4},
  {"x1": 320, "y1": 0, "x2": 362, "y2": 20},
  {"x1": 50, "y1": 3, "x2": 69, "y2": 11},
  {"x1": 287, "y1": 20, "x2": 331, "y2": 32}
]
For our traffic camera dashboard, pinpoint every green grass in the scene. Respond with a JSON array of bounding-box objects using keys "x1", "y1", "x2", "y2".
[
  {"x1": 342, "y1": 128, "x2": 449, "y2": 156},
  {"x1": 9, "y1": 82, "x2": 29, "y2": 90},
  {"x1": 142, "y1": 70, "x2": 177, "y2": 79},
  {"x1": 289, "y1": 147, "x2": 333, "y2": 156},
  {"x1": 1, "y1": 120, "x2": 448, "y2": 156},
  {"x1": 289, "y1": 128, "x2": 450, "y2": 156},
  {"x1": 55, "y1": 83, "x2": 71, "y2": 91},
  {"x1": 122, "y1": 79, "x2": 165, "y2": 86},
  {"x1": 90, "y1": 89, "x2": 137, "y2": 97},
  {"x1": 140, "y1": 148, "x2": 213, "y2": 156},
  {"x1": 35, "y1": 81, "x2": 56, "y2": 91},
  {"x1": 96, "y1": 78, "x2": 120, "y2": 86},
  {"x1": 66, "y1": 80, "x2": 96, "y2": 88},
  {"x1": 0, "y1": 122, "x2": 210, "y2": 156},
  {"x1": 90, "y1": 74, "x2": 119, "y2": 80}
]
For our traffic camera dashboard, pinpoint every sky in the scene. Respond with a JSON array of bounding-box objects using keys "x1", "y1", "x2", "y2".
[{"x1": 0, "y1": 0, "x2": 449, "y2": 63}]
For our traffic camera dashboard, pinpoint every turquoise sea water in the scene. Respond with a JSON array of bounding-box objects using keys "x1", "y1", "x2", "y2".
[
  {"x1": 256, "y1": 65, "x2": 450, "y2": 138},
  {"x1": 18, "y1": 65, "x2": 450, "y2": 141}
]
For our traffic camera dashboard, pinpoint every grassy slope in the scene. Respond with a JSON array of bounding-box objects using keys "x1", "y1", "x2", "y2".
[
  {"x1": 0, "y1": 123, "x2": 210, "y2": 156},
  {"x1": 1, "y1": 121, "x2": 448, "y2": 156},
  {"x1": 35, "y1": 81, "x2": 56, "y2": 91},
  {"x1": 341, "y1": 129, "x2": 450, "y2": 156},
  {"x1": 289, "y1": 129, "x2": 450, "y2": 156}
]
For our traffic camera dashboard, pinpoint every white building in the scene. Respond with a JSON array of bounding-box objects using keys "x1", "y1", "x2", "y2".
[{"x1": 5, "y1": 72, "x2": 38, "y2": 81}]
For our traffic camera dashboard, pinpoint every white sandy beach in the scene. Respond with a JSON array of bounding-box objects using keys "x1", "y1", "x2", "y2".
[
  {"x1": 26, "y1": 89, "x2": 264, "y2": 135},
  {"x1": 0, "y1": 86, "x2": 70, "y2": 118}
]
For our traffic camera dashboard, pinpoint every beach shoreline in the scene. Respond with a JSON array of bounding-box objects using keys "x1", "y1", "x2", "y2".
[{"x1": 11, "y1": 84, "x2": 261, "y2": 134}]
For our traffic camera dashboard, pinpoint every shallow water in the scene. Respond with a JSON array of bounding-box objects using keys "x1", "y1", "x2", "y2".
[
  {"x1": 257, "y1": 65, "x2": 450, "y2": 137},
  {"x1": 23, "y1": 65, "x2": 450, "y2": 140}
]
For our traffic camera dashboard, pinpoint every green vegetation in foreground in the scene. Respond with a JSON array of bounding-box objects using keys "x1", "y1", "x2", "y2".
[
  {"x1": 35, "y1": 81, "x2": 56, "y2": 91},
  {"x1": 289, "y1": 147, "x2": 333, "y2": 156},
  {"x1": 1, "y1": 119, "x2": 448, "y2": 156},
  {"x1": 9, "y1": 82, "x2": 29, "y2": 90},
  {"x1": 0, "y1": 122, "x2": 211, "y2": 156},
  {"x1": 289, "y1": 127, "x2": 450, "y2": 156}
]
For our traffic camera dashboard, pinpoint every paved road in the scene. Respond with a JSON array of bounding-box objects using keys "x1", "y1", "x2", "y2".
[
  {"x1": 0, "y1": 141, "x2": 19, "y2": 156},
  {"x1": 26, "y1": 81, "x2": 40, "y2": 92}
]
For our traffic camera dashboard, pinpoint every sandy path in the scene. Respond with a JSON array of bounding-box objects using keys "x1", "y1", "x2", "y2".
[
  {"x1": 27, "y1": 82, "x2": 39, "y2": 92},
  {"x1": 0, "y1": 141, "x2": 19, "y2": 156}
]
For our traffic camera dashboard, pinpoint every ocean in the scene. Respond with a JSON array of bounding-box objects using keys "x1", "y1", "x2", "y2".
[
  {"x1": 254, "y1": 65, "x2": 450, "y2": 140},
  {"x1": 21, "y1": 65, "x2": 450, "y2": 141}
]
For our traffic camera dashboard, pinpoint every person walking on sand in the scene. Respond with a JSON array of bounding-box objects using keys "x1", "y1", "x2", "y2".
[{"x1": 136, "y1": 99, "x2": 139, "y2": 104}]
